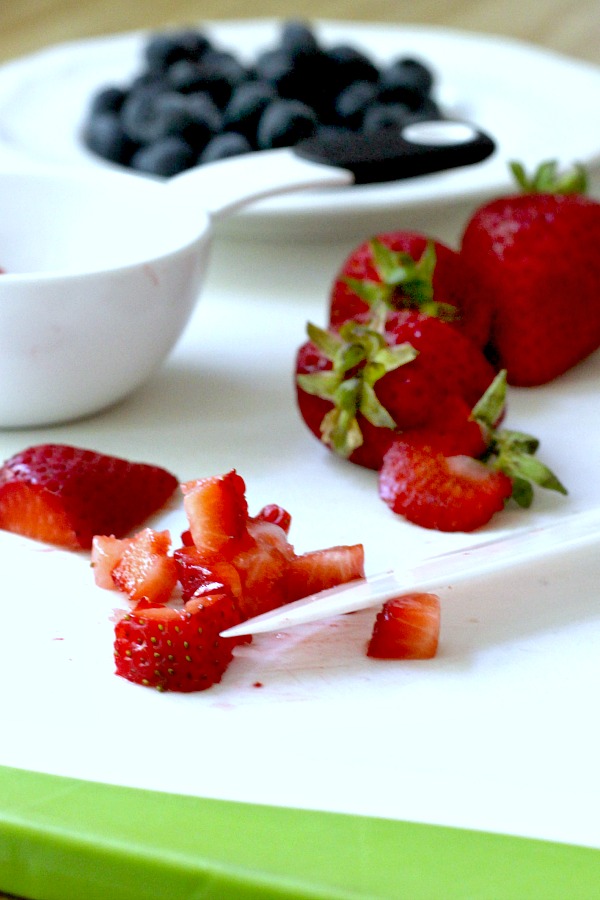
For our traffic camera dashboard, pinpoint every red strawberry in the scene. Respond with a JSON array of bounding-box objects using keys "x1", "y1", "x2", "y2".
[
  {"x1": 379, "y1": 440, "x2": 513, "y2": 532},
  {"x1": 114, "y1": 591, "x2": 242, "y2": 692},
  {"x1": 460, "y1": 161, "x2": 600, "y2": 385},
  {"x1": 230, "y1": 518, "x2": 296, "y2": 619},
  {"x1": 329, "y1": 231, "x2": 491, "y2": 346},
  {"x1": 398, "y1": 394, "x2": 488, "y2": 458},
  {"x1": 111, "y1": 528, "x2": 178, "y2": 607},
  {"x1": 285, "y1": 544, "x2": 365, "y2": 603},
  {"x1": 181, "y1": 470, "x2": 249, "y2": 558},
  {"x1": 296, "y1": 311, "x2": 496, "y2": 469},
  {"x1": 254, "y1": 503, "x2": 292, "y2": 534},
  {"x1": 0, "y1": 444, "x2": 177, "y2": 550},
  {"x1": 173, "y1": 545, "x2": 243, "y2": 604},
  {"x1": 367, "y1": 593, "x2": 441, "y2": 659}
]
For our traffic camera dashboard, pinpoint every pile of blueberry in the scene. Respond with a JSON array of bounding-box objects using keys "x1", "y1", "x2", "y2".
[{"x1": 82, "y1": 20, "x2": 442, "y2": 177}]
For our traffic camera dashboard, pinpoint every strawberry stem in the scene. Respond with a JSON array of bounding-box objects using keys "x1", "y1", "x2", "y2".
[
  {"x1": 344, "y1": 238, "x2": 457, "y2": 321},
  {"x1": 472, "y1": 370, "x2": 568, "y2": 507},
  {"x1": 298, "y1": 321, "x2": 417, "y2": 457}
]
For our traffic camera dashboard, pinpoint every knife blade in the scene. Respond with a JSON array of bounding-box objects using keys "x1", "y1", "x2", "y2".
[{"x1": 220, "y1": 508, "x2": 600, "y2": 638}]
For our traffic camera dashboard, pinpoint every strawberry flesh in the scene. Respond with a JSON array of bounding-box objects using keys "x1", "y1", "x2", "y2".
[
  {"x1": 0, "y1": 444, "x2": 177, "y2": 549},
  {"x1": 367, "y1": 593, "x2": 440, "y2": 659},
  {"x1": 379, "y1": 440, "x2": 513, "y2": 532}
]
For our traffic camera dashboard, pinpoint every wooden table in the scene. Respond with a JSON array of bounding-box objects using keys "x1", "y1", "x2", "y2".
[
  {"x1": 0, "y1": 3, "x2": 598, "y2": 899},
  {"x1": 1, "y1": 0, "x2": 599, "y2": 65}
]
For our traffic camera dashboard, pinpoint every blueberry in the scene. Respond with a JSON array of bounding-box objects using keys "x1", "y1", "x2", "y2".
[
  {"x1": 279, "y1": 20, "x2": 320, "y2": 58},
  {"x1": 378, "y1": 58, "x2": 435, "y2": 108},
  {"x1": 130, "y1": 136, "x2": 196, "y2": 176},
  {"x1": 89, "y1": 86, "x2": 127, "y2": 116},
  {"x1": 151, "y1": 92, "x2": 222, "y2": 150},
  {"x1": 199, "y1": 132, "x2": 252, "y2": 163},
  {"x1": 256, "y1": 99, "x2": 318, "y2": 149},
  {"x1": 326, "y1": 44, "x2": 380, "y2": 87},
  {"x1": 81, "y1": 112, "x2": 138, "y2": 164},
  {"x1": 144, "y1": 29, "x2": 212, "y2": 71},
  {"x1": 192, "y1": 50, "x2": 248, "y2": 108},
  {"x1": 222, "y1": 81, "x2": 277, "y2": 144},
  {"x1": 119, "y1": 86, "x2": 164, "y2": 143},
  {"x1": 165, "y1": 60, "x2": 207, "y2": 94},
  {"x1": 334, "y1": 80, "x2": 380, "y2": 129},
  {"x1": 362, "y1": 102, "x2": 413, "y2": 133},
  {"x1": 254, "y1": 48, "x2": 296, "y2": 90}
]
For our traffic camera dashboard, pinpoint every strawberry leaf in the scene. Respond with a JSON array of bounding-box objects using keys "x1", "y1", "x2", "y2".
[
  {"x1": 298, "y1": 320, "x2": 417, "y2": 458},
  {"x1": 343, "y1": 239, "x2": 457, "y2": 322},
  {"x1": 509, "y1": 159, "x2": 588, "y2": 195},
  {"x1": 469, "y1": 368, "x2": 567, "y2": 504}
]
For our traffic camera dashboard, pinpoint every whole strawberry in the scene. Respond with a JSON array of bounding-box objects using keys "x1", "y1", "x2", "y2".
[
  {"x1": 460, "y1": 161, "x2": 600, "y2": 386},
  {"x1": 329, "y1": 231, "x2": 492, "y2": 346},
  {"x1": 296, "y1": 310, "x2": 496, "y2": 470}
]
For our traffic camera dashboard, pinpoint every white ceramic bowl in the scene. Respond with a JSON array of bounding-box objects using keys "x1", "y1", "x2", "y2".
[{"x1": 0, "y1": 153, "x2": 349, "y2": 427}]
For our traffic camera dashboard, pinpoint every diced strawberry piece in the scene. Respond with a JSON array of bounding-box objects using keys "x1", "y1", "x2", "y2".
[
  {"x1": 285, "y1": 544, "x2": 365, "y2": 603},
  {"x1": 0, "y1": 444, "x2": 177, "y2": 549},
  {"x1": 91, "y1": 534, "x2": 133, "y2": 589},
  {"x1": 230, "y1": 519, "x2": 296, "y2": 620},
  {"x1": 181, "y1": 470, "x2": 249, "y2": 557},
  {"x1": 254, "y1": 504, "x2": 292, "y2": 534},
  {"x1": 111, "y1": 528, "x2": 178, "y2": 606},
  {"x1": 379, "y1": 440, "x2": 513, "y2": 532},
  {"x1": 114, "y1": 591, "x2": 242, "y2": 692},
  {"x1": 367, "y1": 593, "x2": 440, "y2": 659},
  {"x1": 173, "y1": 545, "x2": 243, "y2": 603}
]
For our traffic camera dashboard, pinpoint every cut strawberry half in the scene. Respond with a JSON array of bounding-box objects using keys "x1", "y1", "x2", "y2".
[
  {"x1": 379, "y1": 440, "x2": 513, "y2": 532},
  {"x1": 284, "y1": 544, "x2": 365, "y2": 603},
  {"x1": 367, "y1": 593, "x2": 441, "y2": 659},
  {"x1": 0, "y1": 444, "x2": 177, "y2": 549}
]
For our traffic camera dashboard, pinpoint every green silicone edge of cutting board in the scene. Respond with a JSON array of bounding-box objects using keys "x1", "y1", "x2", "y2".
[{"x1": 0, "y1": 765, "x2": 599, "y2": 900}]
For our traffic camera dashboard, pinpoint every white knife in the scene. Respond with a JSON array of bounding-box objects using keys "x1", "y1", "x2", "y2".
[{"x1": 221, "y1": 508, "x2": 600, "y2": 638}]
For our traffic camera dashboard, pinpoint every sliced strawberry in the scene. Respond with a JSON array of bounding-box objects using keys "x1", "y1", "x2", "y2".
[
  {"x1": 114, "y1": 591, "x2": 242, "y2": 692},
  {"x1": 230, "y1": 519, "x2": 296, "y2": 620},
  {"x1": 367, "y1": 593, "x2": 441, "y2": 659},
  {"x1": 111, "y1": 528, "x2": 178, "y2": 606},
  {"x1": 173, "y1": 545, "x2": 243, "y2": 603},
  {"x1": 0, "y1": 444, "x2": 177, "y2": 549},
  {"x1": 254, "y1": 503, "x2": 292, "y2": 534},
  {"x1": 181, "y1": 470, "x2": 249, "y2": 557},
  {"x1": 379, "y1": 440, "x2": 513, "y2": 532},
  {"x1": 91, "y1": 534, "x2": 134, "y2": 589},
  {"x1": 285, "y1": 544, "x2": 365, "y2": 603}
]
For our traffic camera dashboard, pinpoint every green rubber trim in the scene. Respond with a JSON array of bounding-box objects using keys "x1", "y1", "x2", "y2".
[{"x1": 0, "y1": 765, "x2": 598, "y2": 899}]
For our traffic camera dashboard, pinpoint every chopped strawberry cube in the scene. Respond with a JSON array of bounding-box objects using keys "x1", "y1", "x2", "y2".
[
  {"x1": 114, "y1": 591, "x2": 242, "y2": 692},
  {"x1": 254, "y1": 504, "x2": 292, "y2": 534},
  {"x1": 285, "y1": 544, "x2": 365, "y2": 603},
  {"x1": 367, "y1": 593, "x2": 440, "y2": 659},
  {"x1": 111, "y1": 528, "x2": 178, "y2": 606},
  {"x1": 173, "y1": 545, "x2": 243, "y2": 603},
  {"x1": 91, "y1": 534, "x2": 133, "y2": 589},
  {"x1": 181, "y1": 470, "x2": 249, "y2": 557}
]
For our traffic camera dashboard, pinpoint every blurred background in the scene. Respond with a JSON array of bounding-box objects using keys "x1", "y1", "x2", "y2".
[{"x1": 1, "y1": 0, "x2": 599, "y2": 64}]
